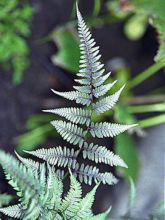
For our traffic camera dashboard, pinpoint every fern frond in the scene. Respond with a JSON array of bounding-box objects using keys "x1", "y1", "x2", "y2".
[
  {"x1": 51, "y1": 89, "x2": 92, "y2": 106},
  {"x1": 44, "y1": 107, "x2": 91, "y2": 126},
  {"x1": 51, "y1": 120, "x2": 86, "y2": 147},
  {"x1": 93, "y1": 80, "x2": 117, "y2": 98},
  {"x1": 43, "y1": 164, "x2": 63, "y2": 211},
  {"x1": 90, "y1": 122, "x2": 137, "y2": 138},
  {"x1": 26, "y1": 147, "x2": 78, "y2": 169},
  {"x1": 76, "y1": 93, "x2": 92, "y2": 106},
  {"x1": 74, "y1": 77, "x2": 91, "y2": 85},
  {"x1": 88, "y1": 206, "x2": 111, "y2": 220},
  {"x1": 0, "y1": 150, "x2": 39, "y2": 201},
  {"x1": 73, "y1": 85, "x2": 91, "y2": 93},
  {"x1": 83, "y1": 142, "x2": 127, "y2": 168},
  {"x1": 0, "y1": 204, "x2": 22, "y2": 219},
  {"x1": 15, "y1": 151, "x2": 40, "y2": 173},
  {"x1": 51, "y1": 89, "x2": 78, "y2": 101},
  {"x1": 55, "y1": 170, "x2": 65, "y2": 181},
  {"x1": 93, "y1": 85, "x2": 125, "y2": 114},
  {"x1": 73, "y1": 163, "x2": 118, "y2": 185},
  {"x1": 76, "y1": 184, "x2": 98, "y2": 219},
  {"x1": 0, "y1": 149, "x2": 113, "y2": 219},
  {"x1": 61, "y1": 171, "x2": 82, "y2": 218},
  {"x1": 76, "y1": 4, "x2": 108, "y2": 99},
  {"x1": 93, "y1": 71, "x2": 111, "y2": 86}
]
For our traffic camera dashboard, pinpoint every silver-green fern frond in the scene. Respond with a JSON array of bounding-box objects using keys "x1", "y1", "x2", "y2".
[
  {"x1": 90, "y1": 122, "x2": 137, "y2": 138},
  {"x1": 31, "y1": 4, "x2": 137, "y2": 185},
  {"x1": 93, "y1": 85, "x2": 125, "y2": 114},
  {"x1": 83, "y1": 142, "x2": 127, "y2": 168},
  {"x1": 73, "y1": 163, "x2": 118, "y2": 185},
  {"x1": 51, "y1": 120, "x2": 86, "y2": 147},
  {"x1": 0, "y1": 204, "x2": 22, "y2": 219},
  {"x1": 0, "y1": 150, "x2": 110, "y2": 219},
  {"x1": 25, "y1": 146, "x2": 78, "y2": 169},
  {"x1": 43, "y1": 107, "x2": 91, "y2": 126}
]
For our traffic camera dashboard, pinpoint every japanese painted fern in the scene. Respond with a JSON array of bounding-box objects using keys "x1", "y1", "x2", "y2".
[
  {"x1": 0, "y1": 5, "x2": 137, "y2": 219},
  {"x1": 0, "y1": 150, "x2": 110, "y2": 219},
  {"x1": 24, "y1": 5, "x2": 136, "y2": 185}
]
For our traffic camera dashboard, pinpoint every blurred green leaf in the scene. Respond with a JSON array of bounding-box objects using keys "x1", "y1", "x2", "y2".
[
  {"x1": 93, "y1": 0, "x2": 101, "y2": 17},
  {"x1": 0, "y1": 0, "x2": 33, "y2": 84},
  {"x1": 17, "y1": 113, "x2": 59, "y2": 153},
  {"x1": 139, "y1": 114, "x2": 165, "y2": 128},
  {"x1": 16, "y1": 124, "x2": 55, "y2": 153},
  {"x1": 0, "y1": 193, "x2": 13, "y2": 207},
  {"x1": 124, "y1": 14, "x2": 147, "y2": 40},
  {"x1": 52, "y1": 27, "x2": 80, "y2": 72},
  {"x1": 115, "y1": 104, "x2": 138, "y2": 125},
  {"x1": 127, "y1": 102, "x2": 165, "y2": 114},
  {"x1": 26, "y1": 114, "x2": 56, "y2": 130},
  {"x1": 129, "y1": 0, "x2": 165, "y2": 61},
  {"x1": 107, "y1": 0, "x2": 128, "y2": 19},
  {"x1": 154, "y1": 19, "x2": 165, "y2": 62},
  {"x1": 115, "y1": 132, "x2": 139, "y2": 181},
  {"x1": 114, "y1": 104, "x2": 139, "y2": 181}
]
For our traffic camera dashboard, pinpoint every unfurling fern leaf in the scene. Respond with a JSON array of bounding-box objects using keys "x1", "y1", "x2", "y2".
[
  {"x1": 0, "y1": 150, "x2": 111, "y2": 219},
  {"x1": 29, "y1": 4, "x2": 137, "y2": 185}
]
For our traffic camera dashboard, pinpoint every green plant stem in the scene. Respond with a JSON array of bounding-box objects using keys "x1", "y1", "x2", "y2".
[
  {"x1": 128, "y1": 60, "x2": 165, "y2": 89},
  {"x1": 93, "y1": 0, "x2": 101, "y2": 17},
  {"x1": 123, "y1": 95, "x2": 165, "y2": 105},
  {"x1": 127, "y1": 103, "x2": 165, "y2": 113},
  {"x1": 138, "y1": 114, "x2": 165, "y2": 128}
]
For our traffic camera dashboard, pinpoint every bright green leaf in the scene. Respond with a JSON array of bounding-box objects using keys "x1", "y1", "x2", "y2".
[
  {"x1": 52, "y1": 27, "x2": 80, "y2": 72},
  {"x1": 115, "y1": 132, "x2": 139, "y2": 181},
  {"x1": 124, "y1": 14, "x2": 147, "y2": 40}
]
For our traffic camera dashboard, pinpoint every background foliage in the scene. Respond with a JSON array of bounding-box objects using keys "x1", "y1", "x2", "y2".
[{"x1": 0, "y1": 0, "x2": 32, "y2": 84}]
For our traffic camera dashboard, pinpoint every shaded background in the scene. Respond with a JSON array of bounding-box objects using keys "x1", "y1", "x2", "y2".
[{"x1": 0, "y1": 0, "x2": 164, "y2": 219}]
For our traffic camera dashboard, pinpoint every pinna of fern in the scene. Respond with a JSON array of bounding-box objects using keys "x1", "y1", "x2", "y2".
[
  {"x1": 0, "y1": 149, "x2": 111, "y2": 219},
  {"x1": 35, "y1": 4, "x2": 137, "y2": 185}
]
